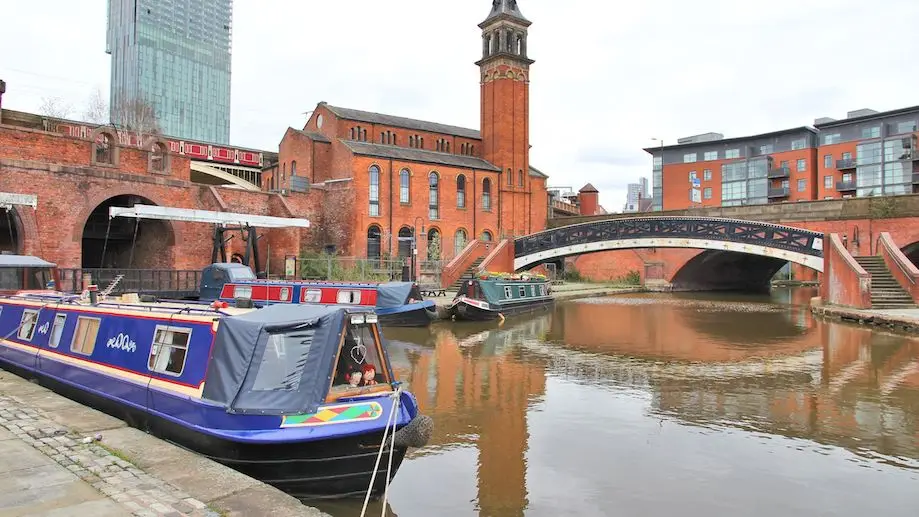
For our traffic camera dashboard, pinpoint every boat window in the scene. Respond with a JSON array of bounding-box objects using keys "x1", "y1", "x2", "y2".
[
  {"x1": 303, "y1": 289, "x2": 322, "y2": 303},
  {"x1": 148, "y1": 326, "x2": 191, "y2": 376},
  {"x1": 229, "y1": 267, "x2": 256, "y2": 281},
  {"x1": 329, "y1": 320, "x2": 388, "y2": 397},
  {"x1": 233, "y1": 285, "x2": 253, "y2": 299},
  {"x1": 504, "y1": 286, "x2": 512, "y2": 298},
  {"x1": 279, "y1": 287, "x2": 291, "y2": 302},
  {"x1": 70, "y1": 317, "x2": 101, "y2": 356},
  {"x1": 49, "y1": 314, "x2": 67, "y2": 348},
  {"x1": 18, "y1": 310, "x2": 40, "y2": 341},
  {"x1": 540, "y1": 285, "x2": 546, "y2": 296},
  {"x1": 251, "y1": 325, "x2": 317, "y2": 391},
  {"x1": 518, "y1": 286, "x2": 526, "y2": 297},
  {"x1": 336, "y1": 290, "x2": 362, "y2": 304}
]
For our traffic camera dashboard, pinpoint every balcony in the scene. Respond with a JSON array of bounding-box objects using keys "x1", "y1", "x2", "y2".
[
  {"x1": 767, "y1": 166, "x2": 790, "y2": 179},
  {"x1": 836, "y1": 158, "x2": 856, "y2": 170},
  {"x1": 767, "y1": 187, "x2": 790, "y2": 199},
  {"x1": 836, "y1": 180, "x2": 857, "y2": 192}
]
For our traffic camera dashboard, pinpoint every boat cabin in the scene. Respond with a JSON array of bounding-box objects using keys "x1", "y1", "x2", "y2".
[{"x1": 0, "y1": 254, "x2": 59, "y2": 293}]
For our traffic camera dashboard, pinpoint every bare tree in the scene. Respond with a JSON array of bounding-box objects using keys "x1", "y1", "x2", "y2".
[
  {"x1": 38, "y1": 96, "x2": 73, "y2": 119},
  {"x1": 82, "y1": 88, "x2": 109, "y2": 124},
  {"x1": 113, "y1": 97, "x2": 160, "y2": 148}
]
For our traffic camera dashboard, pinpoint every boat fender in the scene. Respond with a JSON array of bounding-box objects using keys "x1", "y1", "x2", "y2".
[{"x1": 393, "y1": 414, "x2": 433, "y2": 449}]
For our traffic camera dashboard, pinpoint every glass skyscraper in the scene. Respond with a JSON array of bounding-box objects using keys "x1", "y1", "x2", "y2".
[{"x1": 106, "y1": 0, "x2": 232, "y2": 144}]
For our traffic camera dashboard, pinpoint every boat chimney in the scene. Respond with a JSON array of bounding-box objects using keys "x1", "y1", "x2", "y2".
[{"x1": 88, "y1": 284, "x2": 99, "y2": 305}]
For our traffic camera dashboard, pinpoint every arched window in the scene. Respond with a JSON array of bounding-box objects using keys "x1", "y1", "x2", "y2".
[
  {"x1": 419, "y1": 137, "x2": 424, "y2": 148},
  {"x1": 150, "y1": 142, "x2": 167, "y2": 172},
  {"x1": 349, "y1": 128, "x2": 355, "y2": 140},
  {"x1": 518, "y1": 169, "x2": 524, "y2": 186},
  {"x1": 481, "y1": 230, "x2": 493, "y2": 242},
  {"x1": 507, "y1": 168, "x2": 513, "y2": 186},
  {"x1": 291, "y1": 160, "x2": 297, "y2": 176},
  {"x1": 427, "y1": 228, "x2": 441, "y2": 260},
  {"x1": 454, "y1": 229, "x2": 468, "y2": 257},
  {"x1": 456, "y1": 174, "x2": 466, "y2": 208},
  {"x1": 398, "y1": 226, "x2": 413, "y2": 258},
  {"x1": 95, "y1": 132, "x2": 114, "y2": 164},
  {"x1": 367, "y1": 225, "x2": 382, "y2": 259},
  {"x1": 399, "y1": 169, "x2": 410, "y2": 204},
  {"x1": 470, "y1": 145, "x2": 475, "y2": 155},
  {"x1": 428, "y1": 172, "x2": 439, "y2": 220},
  {"x1": 482, "y1": 178, "x2": 492, "y2": 210},
  {"x1": 445, "y1": 141, "x2": 450, "y2": 153},
  {"x1": 369, "y1": 165, "x2": 380, "y2": 216}
]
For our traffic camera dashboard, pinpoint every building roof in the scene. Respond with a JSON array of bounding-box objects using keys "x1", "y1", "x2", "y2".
[
  {"x1": 641, "y1": 126, "x2": 817, "y2": 154},
  {"x1": 341, "y1": 140, "x2": 501, "y2": 172},
  {"x1": 481, "y1": 0, "x2": 531, "y2": 26},
  {"x1": 814, "y1": 104, "x2": 919, "y2": 129},
  {"x1": 579, "y1": 183, "x2": 599, "y2": 193},
  {"x1": 289, "y1": 128, "x2": 331, "y2": 143},
  {"x1": 320, "y1": 103, "x2": 481, "y2": 140},
  {"x1": 528, "y1": 165, "x2": 548, "y2": 178}
]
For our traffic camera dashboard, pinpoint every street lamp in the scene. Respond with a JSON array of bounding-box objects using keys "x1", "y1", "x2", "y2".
[{"x1": 411, "y1": 216, "x2": 426, "y2": 282}]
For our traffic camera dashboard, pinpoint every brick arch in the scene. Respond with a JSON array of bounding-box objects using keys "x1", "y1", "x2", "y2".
[
  {"x1": 71, "y1": 187, "x2": 182, "y2": 247},
  {"x1": 1, "y1": 206, "x2": 40, "y2": 256}
]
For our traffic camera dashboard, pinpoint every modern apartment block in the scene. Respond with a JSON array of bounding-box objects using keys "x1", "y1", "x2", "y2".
[
  {"x1": 106, "y1": 0, "x2": 233, "y2": 144},
  {"x1": 645, "y1": 128, "x2": 818, "y2": 211},
  {"x1": 647, "y1": 104, "x2": 919, "y2": 211},
  {"x1": 623, "y1": 177, "x2": 649, "y2": 212}
]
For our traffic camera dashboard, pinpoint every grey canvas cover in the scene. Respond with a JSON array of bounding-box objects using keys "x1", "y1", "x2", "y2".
[
  {"x1": 376, "y1": 282, "x2": 413, "y2": 308},
  {"x1": 202, "y1": 304, "x2": 372, "y2": 415}
]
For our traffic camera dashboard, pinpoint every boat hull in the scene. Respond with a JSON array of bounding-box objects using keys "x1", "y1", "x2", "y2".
[
  {"x1": 377, "y1": 302, "x2": 436, "y2": 328},
  {"x1": 451, "y1": 297, "x2": 554, "y2": 322}
]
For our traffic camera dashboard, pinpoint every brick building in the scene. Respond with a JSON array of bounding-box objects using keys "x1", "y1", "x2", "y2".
[
  {"x1": 261, "y1": 0, "x2": 550, "y2": 262},
  {"x1": 648, "y1": 105, "x2": 919, "y2": 211}
]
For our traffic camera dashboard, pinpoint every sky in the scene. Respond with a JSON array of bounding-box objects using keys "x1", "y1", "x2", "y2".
[{"x1": 3, "y1": 0, "x2": 919, "y2": 211}]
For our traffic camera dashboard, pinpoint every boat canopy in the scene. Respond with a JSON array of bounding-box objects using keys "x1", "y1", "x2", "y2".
[
  {"x1": 0, "y1": 255, "x2": 56, "y2": 268},
  {"x1": 376, "y1": 282, "x2": 415, "y2": 308},
  {"x1": 202, "y1": 304, "x2": 375, "y2": 415}
]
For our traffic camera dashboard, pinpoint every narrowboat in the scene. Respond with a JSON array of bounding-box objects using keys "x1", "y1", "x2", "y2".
[
  {"x1": 0, "y1": 256, "x2": 433, "y2": 500},
  {"x1": 449, "y1": 272, "x2": 554, "y2": 322},
  {"x1": 196, "y1": 263, "x2": 437, "y2": 327}
]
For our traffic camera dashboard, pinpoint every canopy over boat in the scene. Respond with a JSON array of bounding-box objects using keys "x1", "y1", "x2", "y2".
[
  {"x1": 376, "y1": 282, "x2": 415, "y2": 307},
  {"x1": 0, "y1": 254, "x2": 56, "y2": 268},
  {"x1": 202, "y1": 304, "x2": 383, "y2": 416}
]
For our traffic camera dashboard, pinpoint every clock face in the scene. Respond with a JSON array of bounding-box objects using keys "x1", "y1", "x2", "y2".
[{"x1": 317, "y1": 114, "x2": 324, "y2": 128}]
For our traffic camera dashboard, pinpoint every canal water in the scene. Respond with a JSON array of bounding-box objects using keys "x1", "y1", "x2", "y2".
[{"x1": 316, "y1": 288, "x2": 919, "y2": 517}]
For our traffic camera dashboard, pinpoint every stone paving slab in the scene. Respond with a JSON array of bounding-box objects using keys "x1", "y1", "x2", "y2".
[{"x1": 0, "y1": 371, "x2": 330, "y2": 517}]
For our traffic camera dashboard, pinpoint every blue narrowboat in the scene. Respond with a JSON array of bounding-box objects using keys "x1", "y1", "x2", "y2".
[
  {"x1": 449, "y1": 272, "x2": 554, "y2": 321},
  {"x1": 195, "y1": 263, "x2": 437, "y2": 327},
  {"x1": 0, "y1": 256, "x2": 432, "y2": 500}
]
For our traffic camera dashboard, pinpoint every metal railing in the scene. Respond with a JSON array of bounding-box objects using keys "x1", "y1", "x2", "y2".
[
  {"x1": 767, "y1": 187, "x2": 790, "y2": 198},
  {"x1": 836, "y1": 180, "x2": 857, "y2": 191},
  {"x1": 837, "y1": 158, "x2": 857, "y2": 170},
  {"x1": 767, "y1": 166, "x2": 790, "y2": 179},
  {"x1": 59, "y1": 268, "x2": 202, "y2": 297}
]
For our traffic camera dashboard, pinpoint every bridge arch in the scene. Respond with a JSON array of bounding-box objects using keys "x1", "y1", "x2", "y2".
[
  {"x1": 670, "y1": 250, "x2": 790, "y2": 292},
  {"x1": 902, "y1": 241, "x2": 919, "y2": 268},
  {"x1": 514, "y1": 217, "x2": 825, "y2": 273},
  {"x1": 79, "y1": 194, "x2": 177, "y2": 269}
]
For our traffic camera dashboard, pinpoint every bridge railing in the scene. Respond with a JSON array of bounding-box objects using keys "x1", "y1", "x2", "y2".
[{"x1": 59, "y1": 268, "x2": 202, "y2": 296}]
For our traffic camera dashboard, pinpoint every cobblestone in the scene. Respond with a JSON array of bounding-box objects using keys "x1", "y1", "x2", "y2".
[{"x1": 0, "y1": 394, "x2": 215, "y2": 517}]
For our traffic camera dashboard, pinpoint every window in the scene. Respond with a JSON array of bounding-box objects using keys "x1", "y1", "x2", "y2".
[
  {"x1": 482, "y1": 178, "x2": 492, "y2": 211},
  {"x1": 703, "y1": 169, "x2": 712, "y2": 181},
  {"x1": 504, "y1": 286, "x2": 512, "y2": 298},
  {"x1": 336, "y1": 290, "x2": 362, "y2": 304},
  {"x1": 861, "y1": 126, "x2": 881, "y2": 139},
  {"x1": 842, "y1": 152, "x2": 852, "y2": 161},
  {"x1": 18, "y1": 310, "x2": 39, "y2": 341},
  {"x1": 251, "y1": 327, "x2": 317, "y2": 391},
  {"x1": 428, "y1": 172, "x2": 440, "y2": 220},
  {"x1": 481, "y1": 230, "x2": 493, "y2": 241},
  {"x1": 291, "y1": 160, "x2": 297, "y2": 176},
  {"x1": 367, "y1": 225, "x2": 382, "y2": 259},
  {"x1": 824, "y1": 155, "x2": 832, "y2": 169},
  {"x1": 456, "y1": 175, "x2": 466, "y2": 208},
  {"x1": 725, "y1": 149, "x2": 740, "y2": 159},
  {"x1": 507, "y1": 168, "x2": 512, "y2": 186},
  {"x1": 703, "y1": 151, "x2": 718, "y2": 161},
  {"x1": 796, "y1": 159, "x2": 806, "y2": 172},
  {"x1": 454, "y1": 229, "x2": 467, "y2": 257},
  {"x1": 399, "y1": 169, "x2": 410, "y2": 204},
  {"x1": 518, "y1": 286, "x2": 526, "y2": 297},
  {"x1": 148, "y1": 326, "x2": 191, "y2": 376},
  {"x1": 683, "y1": 153, "x2": 697, "y2": 163},
  {"x1": 688, "y1": 170, "x2": 697, "y2": 181},
  {"x1": 896, "y1": 121, "x2": 917, "y2": 134},
  {"x1": 703, "y1": 187, "x2": 712, "y2": 199},
  {"x1": 151, "y1": 143, "x2": 167, "y2": 172},
  {"x1": 884, "y1": 137, "x2": 914, "y2": 162},
  {"x1": 652, "y1": 156, "x2": 662, "y2": 169},
  {"x1": 518, "y1": 169, "x2": 524, "y2": 186},
  {"x1": 759, "y1": 144, "x2": 774, "y2": 154},
  {"x1": 397, "y1": 227, "x2": 413, "y2": 258},
  {"x1": 824, "y1": 176, "x2": 833, "y2": 189},
  {"x1": 823, "y1": 133, "x2": 841, "y2": 145},
  {"x1": 797, "y1": 179, "x2": 806, "y2": 192},
  {"x1": 303, "y1": 289, "x2": 322, "y2": 303},
  {"x1": 781, "y1": 180, "x2": 790, "y2": 189},
  {"x1": 368, "y1": 165, "x2": 380, "y2": 216},
  {"x1": 70, "y1": 317, "x2": 100, "y2": 356},
  {"x1": 842, "y1": 172, "x2": 853, "y2": 183},
  {"x1": 49, "y1": 314, "x2": 66, "y2": 348},
  {"x1": 329, "y1": 323, "x2": 389, "y2": 395},
  {"x1": 791, "y1": 138, "x2": 806, "y2": 150},
  {"x1": 427, "y1": 228, "x2": 441, "y2": 260},
  {"x1": 856, "y1": 142, "x2": 882, "y2": 166},
  {"x1": 95, "y1": 133, "x2": 114, "y2": 164}
]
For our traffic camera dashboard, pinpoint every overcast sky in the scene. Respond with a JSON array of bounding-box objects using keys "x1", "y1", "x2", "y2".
[{"x1": 3, "y1": 0, "x2": 919, "y2": 210}]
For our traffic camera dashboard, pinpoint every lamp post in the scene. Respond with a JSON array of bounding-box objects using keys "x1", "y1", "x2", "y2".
[{"x1": 411, "y1": 216, "x2": 426, "y2": 282}]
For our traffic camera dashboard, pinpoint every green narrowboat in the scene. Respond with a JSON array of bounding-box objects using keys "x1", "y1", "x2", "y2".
[{"x1": 449, "y1": 272, "x2": 554, "y2": 321}]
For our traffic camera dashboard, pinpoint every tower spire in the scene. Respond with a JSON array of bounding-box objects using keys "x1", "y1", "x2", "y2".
[{"x1": 481, "y1": 0, "x2": 530, "y2": 27}]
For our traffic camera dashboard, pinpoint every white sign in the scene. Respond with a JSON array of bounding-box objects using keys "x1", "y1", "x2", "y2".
[
  {"x1": 691, "y1": 178, "x2": 701, "y2": 188},
  {"x1": 106, "y1": 333, "x2": 137, "y2": 353},
  {"x1": 0, "y1": 192, "x2": 38, "y2": 209},
  {"x1": 690, "y1": 188, "x2": 702, "y2": 204}
]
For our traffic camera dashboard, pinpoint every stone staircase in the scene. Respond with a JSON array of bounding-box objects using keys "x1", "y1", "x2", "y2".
[
  {"x1": 449, "y1": 257, "x2": 485, "y2": 291},
  {"x1": 854, "y1": 256, "x2": 917, "y2": 309}
]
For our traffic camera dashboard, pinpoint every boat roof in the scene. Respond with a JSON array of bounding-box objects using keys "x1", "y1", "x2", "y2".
[{"x1": 0, "y1": 254, "x2": 56, "y2": 268}]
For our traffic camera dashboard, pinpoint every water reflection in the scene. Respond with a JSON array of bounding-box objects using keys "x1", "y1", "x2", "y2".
[{"x1": 315, "y1": 288, "x2": 919, "y2": 517}]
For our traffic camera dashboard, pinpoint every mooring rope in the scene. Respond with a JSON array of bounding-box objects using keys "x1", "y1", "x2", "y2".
[
  {"x1": 380, "y1": 387, "x2": 402, "y2": 516},
  {"x1": 359, "y1": 385, "x2": 403, "y2": 517}
]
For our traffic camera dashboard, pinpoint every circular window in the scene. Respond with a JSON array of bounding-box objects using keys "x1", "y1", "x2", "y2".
[{"x1": 316, "y1": 114, "x2": 324, "y2": 128}]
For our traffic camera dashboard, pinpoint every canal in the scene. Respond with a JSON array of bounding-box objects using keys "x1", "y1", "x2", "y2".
[{"x1": 317, "y1": 288, "x2": 919, "y2": 517}]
